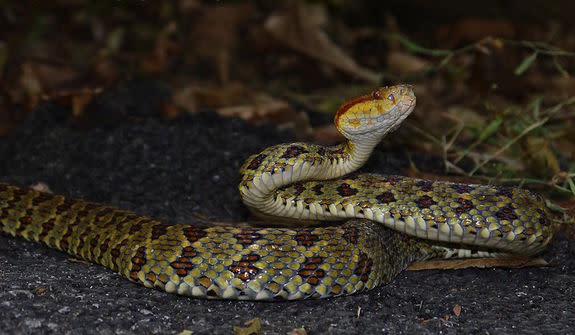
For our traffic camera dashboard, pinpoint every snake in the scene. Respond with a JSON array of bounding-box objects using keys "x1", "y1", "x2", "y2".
[{"x1": 0, "y1": 85, "x2": 553, "y2": 300}]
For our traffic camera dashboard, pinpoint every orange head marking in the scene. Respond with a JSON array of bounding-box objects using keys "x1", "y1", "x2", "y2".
[{"x1": 334, "y1": 85, "x2": 416, "y2": 140}]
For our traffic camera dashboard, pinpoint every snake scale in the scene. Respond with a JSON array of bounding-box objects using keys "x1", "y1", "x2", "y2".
[{"x1": 0, "y1": 85, "x2": 553, "y2": 300}]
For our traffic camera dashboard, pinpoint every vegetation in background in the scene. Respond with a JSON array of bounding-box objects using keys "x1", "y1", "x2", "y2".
[{"x1": 0, "y1": 1, "x2": 574, "y2": 226}]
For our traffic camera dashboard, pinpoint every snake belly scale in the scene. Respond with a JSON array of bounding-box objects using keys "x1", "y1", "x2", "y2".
[{"x1": 0, "y1": 85, "x2": 553, "y2": 300}]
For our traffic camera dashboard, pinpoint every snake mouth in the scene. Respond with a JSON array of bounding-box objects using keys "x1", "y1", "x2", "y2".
[{"x1": 395, "y1": 85, "x2": 416, "y2": 112}]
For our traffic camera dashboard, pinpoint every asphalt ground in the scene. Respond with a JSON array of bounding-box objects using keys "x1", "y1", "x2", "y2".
[{"x1": 0, "y1": 83, "x2": 573, "y2": 334}]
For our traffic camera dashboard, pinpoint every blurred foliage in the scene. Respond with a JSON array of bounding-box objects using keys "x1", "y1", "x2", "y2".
[{"x1": 0, "y1": 0, "x2": 574, "y2": 220}]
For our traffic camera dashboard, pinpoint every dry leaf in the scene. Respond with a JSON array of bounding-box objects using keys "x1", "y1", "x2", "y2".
[
  {"x1": 233, "y1": 318, "x2": 261, "y2": 335},
  {"x1": 28, "y1": 62, "x2": 80, "y2": 90},
  {"x1": 387, "y1": 51, "x2": 430, "y2": 76},
  {"x1": 407, "y1": 257, "x2": 548, "y2": 271},
  {"x1": 41, "y1": 87, "x2": 103, "y2": 118},
  {"x1": 174, "y1": 83, "x2": 312, "y2": 137},
  {"x1": 264, "y1": 3, "x2": 380, "y2": 84},
  {"x1": 216, "y1": 95, "x2": 312, "y2": 139},
  {"x1": 19, "y1": 62, "x2": 43, "y2": 110},
  {"x1": 288, "y1": 328, "x2": 307, "y2": 335},
  {"x1": 30, "y1": 182, "x2": 53, "y2": 194},
  {"x1": 435, "y1": 19, "x2": 517, "y2": 48},
  {"x1": 525, "y1": 136, "x2": 561, "y2": 177},
  {"x1": 187, "y1": 3, "x2": 257, "y2": 84},
  {"x1": 161, "y1": 101, "x2": 181, "y2": 119},
  {"x1": 453, "y1": 304, "x2": 462, "y2": 317},
  {"x1": 32, "y1": 286, "x2": 47, "y2": 296},
  {"x1": 141, "y1": 22, "x2": 179, "y2": 74}
]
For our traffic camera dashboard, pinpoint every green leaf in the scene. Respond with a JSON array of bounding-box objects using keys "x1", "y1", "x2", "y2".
[
  {"x1": 553, "y1": 56, "x2": 570, "y2": 78},
  {"x1": 478, "y1": 116, "x2": 503, "y2": 141},
  {"x1": 514, "y1": 52, "x2": 538, "y2": 76},
  {"x1": 567, "y1": 177, "x2": 575, "y2": 195},
  {"x1": 392, "y1": 34, "x2": 451, "y2": 56},
  {"x1": 527, "y1": 97, "x2": 542, "y2": 119}
]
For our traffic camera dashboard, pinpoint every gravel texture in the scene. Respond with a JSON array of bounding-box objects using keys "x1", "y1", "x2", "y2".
[{"x1": 0, "y1": 82, "x2": 573, "y2": 334}]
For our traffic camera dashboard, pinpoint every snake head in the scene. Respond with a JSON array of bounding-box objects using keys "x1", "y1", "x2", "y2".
[{"x1": 334, "y1": 85, "x2": 416, "y2": 141}]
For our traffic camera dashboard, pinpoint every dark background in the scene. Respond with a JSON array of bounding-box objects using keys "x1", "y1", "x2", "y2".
[{"x1": 0, "y1": 1, "x2": 574, "y2": 334}]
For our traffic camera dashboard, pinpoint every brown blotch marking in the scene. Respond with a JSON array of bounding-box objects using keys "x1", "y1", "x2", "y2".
[
  {"x1": 496, "y1": 205, "x2": 518, "y2": 221},
  {"x1": 311, "y1": 184, "x2": 324, "y2": 196},
  {"x1": 170, "y1": 258, "x2": 194, "y2": 277},
  {"x1": 337, "y1": 183, "x2": 358, "y2": 197},
  {"x1": 6, "y1": 187, "x2": 28, "y2": 203},
  {"x1": 416, "y1": 180, "x2": 434, "y2": 192},
  {"x1": 93, "y1": 207, "x2": 115, "y2": 220},
  {"x1": 150, "y1": 222, "x2": 172, "y2": 240},
  {"x1": 281, "y1": 145, "x2": 309, "y2": 159},
  {"x1": 146, "y1": 272, "x2": 157, "y2": 283},
  {"x1": 496, "y1": 187, "x2": 515, "y2": 198},
  {"x1": 76, "y1": 226, "x2": 92, "y2": 254},
  {"x1": 455, "y1": 198, "x2": 475, "y2": 214},
  {"x1": 292, "y1": 183, "x2": 306, "y2": 197},
  {"x1": 55, "y1": 198, "x2": 76, "y2": 215},
  {"x1": 295, "y1": 229, "x2": 319, "y2": 247},
  {"x1": 376, "y1": 191, "x2": 396, "y2": 204},
  {"x1": 89, "y1": 235, "x2": 99, "y2": 257},
  {"x1": 14, "y1": 209, "x2": 34, "y2": 237},
  {"x1": 329, "y1": 146, "x2": 345, "y2": 156},
  {"x1": 416, "y1": 195, "x2": 436, "y2": 209},
  {"x1": 93, "y1": 207, "x2": 130, "y2": 230},
  {"x1": 183, "y1": 226, "x2": 207, "y2": 243},
  {"x1": 537, "y1": 209, "x2": 549, "y2": 230},
  {"x1": 297, "y1": 257, "x2": 325, "y2": 286},
  {"x1": 128, "y1": 220, "x2": 145, "y2": 234},
  {"x1": 116, "y1": 212, "x2": 139, "y2": 227},
  {"x1": 31, "y1": 191, "x2": 54, "y2": 206},
  {"x1": 181, "y1": 245, "x2": 197, "y2": 257},
  {"x1": 230, "y1": 253, "x2": 261, "y2": 282},
  {"x1": 57, "y1": 209, "x2": 84, "y2": 251},
  {"x1": 97, "y1": 238, "x2": 111, "y2": 264},
  {"x1": 109, "y1": 238, "x2": 129, "y2": 271},
  {"x1": 451, "y1": 184, "x2": 473, "y2": 194},
  {"x1": 384, "y1": 176, "x2": 398, "y2": 186},
  {"x1": 246, "y1": 154, "x2": 267, "y2": 170},
  {"x1": 343, "y1": 226, "x2": 359, "y2": 244},
  {"x1": 344, "y1": 172, "x2": 361, "y2": 181},
  {"x1": 170, "y1": 245, "x2": 198, "y2": 277},
  {"x1": 353, "y1": 253, "x2": 373, "y2": 282},
  {"x1": 130, "y1": 246, "x2": 147, "y2": 282},
  {"x1": 234, "y1": 229, "x2": 262, "y2": 246}
]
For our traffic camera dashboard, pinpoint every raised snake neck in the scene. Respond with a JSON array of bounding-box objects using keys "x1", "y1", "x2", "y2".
[{"x1": 0, "y1": 85, "x2": 553, "y2": 300}]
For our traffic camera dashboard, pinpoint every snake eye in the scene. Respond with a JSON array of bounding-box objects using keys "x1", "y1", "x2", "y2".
[
  {"x1": 372, "y1": 90, "x2": 382, "y2": 99},
  {"x1": 387, "y1": 94, "x2": 395, "y2": 103}
]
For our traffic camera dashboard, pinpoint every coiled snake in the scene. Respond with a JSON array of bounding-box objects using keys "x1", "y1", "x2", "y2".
[{"x1": 0, "y1": 85, "x2": 553, "y2": 300}]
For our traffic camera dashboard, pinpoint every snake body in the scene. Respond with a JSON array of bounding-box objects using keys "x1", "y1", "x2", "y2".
[{"x1": 0, "y1": 85, "x2": 553, "y2": 300}]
